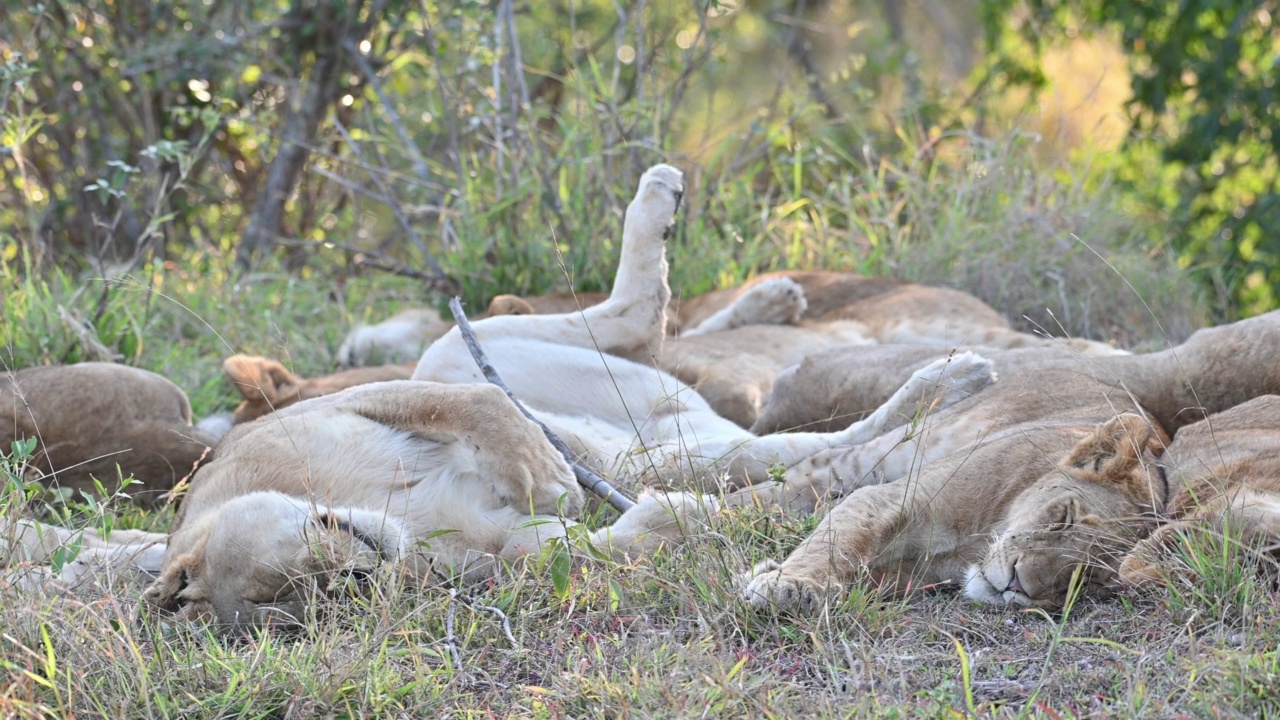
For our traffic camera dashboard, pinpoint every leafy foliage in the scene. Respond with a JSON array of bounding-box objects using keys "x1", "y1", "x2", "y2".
[{"x1": 982, "y1": 0, "x2": 1280, "y2": 316}]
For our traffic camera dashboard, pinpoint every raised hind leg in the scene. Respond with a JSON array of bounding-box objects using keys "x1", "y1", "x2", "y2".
[
  {"x1": 722, "y1": 352, "x2": 994, "y2": 490},
  {"x1": 414, "y1": 165, "x2": 684, "y2": 385}
]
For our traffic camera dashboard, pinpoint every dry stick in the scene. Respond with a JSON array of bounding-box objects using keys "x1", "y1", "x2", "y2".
[{"x1": 447, "y1": 297, "x2": 636, "y2": 513}]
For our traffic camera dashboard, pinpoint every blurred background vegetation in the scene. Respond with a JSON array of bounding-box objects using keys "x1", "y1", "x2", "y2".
[{"x1": 0, "y1": 0, "x2": 1276, "y2": 395}]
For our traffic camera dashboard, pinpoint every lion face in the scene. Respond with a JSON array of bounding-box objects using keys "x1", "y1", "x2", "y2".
[
  {"x1": 143, "y1": 492, "x2": 409, "y2": 629},
  {"x1": 224, "y1": 356, "x2": 413, "y2": 424},
  {"x1": 964, "y1": 413, "x2": 1168, "y2": 610}
]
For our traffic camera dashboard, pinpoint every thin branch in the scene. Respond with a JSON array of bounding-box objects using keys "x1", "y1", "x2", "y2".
[
  {"x1": 447, "y1": 297, "x2": 636, "y2": 513},
  {"x1": 331, "y1": 117, "x2": 457, "y2": 293},
  {"x1": 343, "y1": 38, "x2": 434, "y2": 188}
]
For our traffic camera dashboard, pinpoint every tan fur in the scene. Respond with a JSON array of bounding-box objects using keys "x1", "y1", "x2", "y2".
[
  {"x1": 1119, "y1": 395, "x2": 1280, "y2": 586},
  {"x1": 143, "y1": 166, "x2": 1003, "y2": 628},
  {"x1": 488, "y1": 291, "x2": 611, "y2": 318},
  {"x1": 754, "y1": 345, "x2": 1084, "y2": 434},
  {"x1": 224, "y1": 355, "x2": 415, "y2": 424},
  {"x1": 487, "y1": 272, "x2": 1119, "y2": 427},
  {"x1": 755, "y1": 313, "x2": 1280, "y2": 435},
  {"x1": 497, "y1": 270, "x2": 1123, "y2": 354},
  {"x1": 739, "y1": 309, "x2": 1280, "y2": 613},
  {"x1": 738, "y1": 370, "x2": 1171, "y2": 613},
  {"x1": 962, "y1": 413, "x2": 1169, "y2": 609},
  {"x1": 657, "y1": 323, "x2": 874, "y2": 428},
  {"x1": 146, "y1": 381, "x2": 718, "y2": 629},
  {"x1": 1, "y1": 363, "x2": 216, "y2": 506}
]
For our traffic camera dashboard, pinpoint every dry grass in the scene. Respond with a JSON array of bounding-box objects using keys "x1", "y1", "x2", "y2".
[
  {"x1": 3, "y1": 494, "x2": 1279, "y2": 718},
  {"x1": 0, "y1": 117, "x2": 1237, "y2": 720}
]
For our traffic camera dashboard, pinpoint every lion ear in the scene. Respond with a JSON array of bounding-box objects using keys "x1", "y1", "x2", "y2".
[
  {"x1": 1061, "y1": 413, "x2": 1167, "y2": 479},
  {"x1": 223, "y1": 355, "x2": 299, "y2": 403},
  {"x1": 142, "y1": 554, "x2": 196, "y2": 611},
  {"x1": 487, "y1": 294, "x2": 537, "y2": 316}
]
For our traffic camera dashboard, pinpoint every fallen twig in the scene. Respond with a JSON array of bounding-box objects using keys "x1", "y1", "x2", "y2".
[{"x1": 447, "y1": 297, "x2": 636, "y2": 512}]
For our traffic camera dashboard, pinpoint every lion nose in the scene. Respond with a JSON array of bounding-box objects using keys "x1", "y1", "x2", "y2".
[{"x1": 1005, "y1": 566, "x2": 1024, "y2": 595}]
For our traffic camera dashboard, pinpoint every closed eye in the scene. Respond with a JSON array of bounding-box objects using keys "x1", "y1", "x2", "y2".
[{"x1": 1052, "y1": 506, "x2": 1075, "y2": 531}]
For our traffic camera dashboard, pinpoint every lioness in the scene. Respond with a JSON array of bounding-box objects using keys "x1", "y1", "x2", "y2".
[
  {"x1": 142, "y1": 381, "x2": 718, "y2": 627},
  {"x1": 142, "y1": 165, "x2": 995, "y2": 628},
  {"x1": 756, "y1": 310, "x2": 1280, "y2": 436},
  {"x1": 740, "y1": 375, "x2": 1167, "y2": 613},
  {"x1": 1119, "y1": 395, "x2": 1280, "y2": 586},
  {"x1": 2, "y1": 363, "x2": 217, "y2": 506},
  {"x1": 740, "y1": 310, "x2": 1280, "y2": 612}
]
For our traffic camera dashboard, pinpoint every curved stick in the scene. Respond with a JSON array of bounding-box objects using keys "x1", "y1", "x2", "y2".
[{"x1": 448, "y1": 297, "x2": 636, "y2": 512}]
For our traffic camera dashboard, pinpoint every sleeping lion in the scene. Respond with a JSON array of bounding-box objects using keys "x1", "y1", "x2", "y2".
[
  {"x1": 139, "y1": 164, "x2": 993, "y2": 628},
  {"x1": 741, "y1": 308, "x2": 1280, "y2": 612},
  {"x1": 969, "y1": 395, "x2": 1280, "y2": 605}
]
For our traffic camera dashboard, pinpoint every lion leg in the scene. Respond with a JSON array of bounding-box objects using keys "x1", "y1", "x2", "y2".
[
  {"x1": 416, "y1": 165, "x2": 682, "y2": 382},
  {"x1": 494, "y1": 491, "x2": 717, "y2": 566},
  {"x1": 717, "y1": 352, "x2": 994, "y2": 493},
  {"x1": 1122, "y1": 489, "x2": 1280, "y2": 587},
  {"x1": 775, "y1": 353, "x2": 997, "y2": 503},
  {"x1": 679, "y1": 277, "x2": 807, "y2": 337},
  {"x1": 347, "y1": 382, "x2": 582, "y2": 517},
  {"x1": 739, "y1": 480, "x2": 927, "y2": 613},
  {"x1": 499, "y1": 163, "x2": 682, "y2": 358},
  {"x1": 1, "y1": 518, "x2": 167, "y2": 591},
  {"x1": 587, "y1": 491, "x2": 719, "y2": 560}
]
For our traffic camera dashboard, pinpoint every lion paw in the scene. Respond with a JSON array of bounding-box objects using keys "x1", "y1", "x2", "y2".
[
  {"x1": 513, "y1": 448, "x2": 581, "y2": 518},
  {"x1": 738, "y1": 560, "x2": 828, "y2": 614},
  {"x1": 626, "y1": 164, "x2": 685, "y2": 243},
  {"x1": 589, "y1": 491, "x2": 719, "y2": 559},
  {"x1": 1117, "y1": 553, "x2": 1167, "y2": 588},
  {"x1": 1118, "y1": 528, "x2": 1186, "y2": 588},
  {"x1": 911, "y1": 351, "x2": 997, "y2": 409},
  {"x1": 734, "y1": 278, "x2": 808, "y2": 327}
]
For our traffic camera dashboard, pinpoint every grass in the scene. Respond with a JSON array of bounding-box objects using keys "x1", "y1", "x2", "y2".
[
  {"x1": 0, "y1": 2, "x2": 1265, "y2": 713},
  {"x1": 0, "y1": 74, "x2": 1248, "y2": 718},
  {"x1": 4, "y1": 495, "x2": 1280, "y2": 718}
]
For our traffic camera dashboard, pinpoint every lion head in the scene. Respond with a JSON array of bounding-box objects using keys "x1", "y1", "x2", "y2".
[
  {"x1": 224, "y1": 355, "x2": 413, "y2": 424},
  {"x1": 142, "y1": 492, "x2": 410, "y2": 629},
  {"x1": 964, "y1": 413, "x2": 1169, "y2": 610}
]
